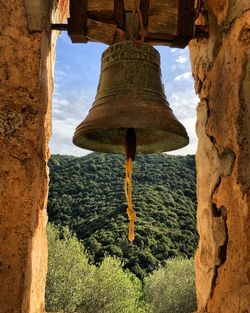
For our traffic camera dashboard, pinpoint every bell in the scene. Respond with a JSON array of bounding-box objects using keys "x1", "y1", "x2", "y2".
[{"x1": 73, "y1": 41, "x2": 189, "y2": 154}]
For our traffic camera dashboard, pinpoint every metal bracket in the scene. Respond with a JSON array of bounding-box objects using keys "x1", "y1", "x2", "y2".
[{"x1": 52, "y1": 0, "x2": 88, "y2": 43}]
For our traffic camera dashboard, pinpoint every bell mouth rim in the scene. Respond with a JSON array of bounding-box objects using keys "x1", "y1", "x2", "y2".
[{"x1": 73, "y1": 126, "x2": 189, "y2": 154}]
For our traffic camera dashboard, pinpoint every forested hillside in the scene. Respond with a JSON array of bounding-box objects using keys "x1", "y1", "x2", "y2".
[{"x1": 47, "y1": 153, "x2": 197, "y2": 278}]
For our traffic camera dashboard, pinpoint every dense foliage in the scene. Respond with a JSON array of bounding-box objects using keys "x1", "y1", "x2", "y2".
[
  {"x1": 144, "y1": 258, "x2": 196, "y2": 313},
  {"x1": 46, "y1": 224, "x2": 90, "y2": 312},
  {"x1": 46, "y1": 224, "x2": 196, "y2": 313},
  {"x1": 46, "y1": 224, "x2": 145, "y2": 313},
  {"x1": 48, "y1": 153, "x2": 197, "y2": 278}
]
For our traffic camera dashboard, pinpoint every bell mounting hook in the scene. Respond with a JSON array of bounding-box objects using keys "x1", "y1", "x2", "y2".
[{"x1": 129, "y1": 0, "x2": 145, "y2": 43}]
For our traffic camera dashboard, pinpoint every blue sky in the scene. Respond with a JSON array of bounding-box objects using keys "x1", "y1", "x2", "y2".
[{"x1": 50, "y1": 32, "x2": 199, "y2": 156}]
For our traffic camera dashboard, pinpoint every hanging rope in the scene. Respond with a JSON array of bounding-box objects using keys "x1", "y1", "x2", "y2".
[
  {"x1": 129, "y1": 0, "x2": 145, "y2": 43},
  {"x1": 124, "y1": 158, "x2": 136, "y2": 241},
  {"x1": 124, "y1": 128, "x2": 136, "y2": 242}
]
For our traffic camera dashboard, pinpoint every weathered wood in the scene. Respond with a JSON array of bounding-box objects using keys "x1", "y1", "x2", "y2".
[
  {"x1": 86, "y1": 19, "x2": 117, "y2": 45},
  {"x1": 177, "y1": 0, "x2": 195, "y2": 36},
  {"x1": 87, "y1": 0, "x2": 114, "y2": 21},
  {"x1": 68, "y1": 0, "x2": 87, "y2": 43},
  {"x1": 147, "y1": 40, "x2": 178, "y2": 47},
  {"x1": 114, "y1": 0, "x2": 126, "y2": 29},
  {"x1": 147, "y1": 0, "x2": 178, "y2": 38},
  {"x1": 87, "y1": 0, "x2": 114, "y2": 11},
  {"x1": 140, "y1": 0, "x2": 150, "y2": 25},
  {"x1": 113, "y1": 27, "x2": 126, "y2": 43},
  {"x1": 52, "y1": 0, "x2": 196, "y2": 48},
  {"x1": 174, "y1": 0, "x2": 195, "y2": 47},
  {"x1": 124, "y1": 0, "x2": 135, "y2": 11}
]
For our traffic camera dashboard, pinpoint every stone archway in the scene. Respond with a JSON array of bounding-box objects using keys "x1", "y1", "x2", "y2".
[{"x1": 0, "y1": 1, "x2": 249, "y2": 312}]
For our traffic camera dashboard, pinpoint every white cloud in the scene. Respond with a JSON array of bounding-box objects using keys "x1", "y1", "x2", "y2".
[
  {"x1": 50, "y1": 90, "x2": 94, "y2": 156},
  {"x1": 166, "y1": 87, "x2": 199, "y2": 155},
  {"x1": 167, "y1": 87, "x2": 199, "y2": 119},
  {"x1": 176, "y1": 56, "x2": 187, "y2": 64},
  {"x1": 50, "y1": 117, "x2": 90, "y2": 156},
  {"x1": 170, "y1": 48, "x2": 178, "y2": 53},
  {"x1": 54, "y1": 82, "x2": 60, "y2": 89},
  {"x1": 174, "y1": 72, "x2": 192, "y2": 81},
  {"x1": 168, "y1": 117, "x2": 197, "y2": 156},
  {"x1": 55, "y1": 69, "x2": 67, "y2": 82},
  {"x1": 54, "y1": 98, "x2": 69, "y2": 106}
]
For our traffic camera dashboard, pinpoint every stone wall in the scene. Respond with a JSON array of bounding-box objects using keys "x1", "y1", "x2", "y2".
[
  {"x1": 0, "y1": 1, "x2": 68, "y2": 312},
  {"x1": 189, "y1": 1, "x2": 250, "y2": 312},
  {"x1": 0, "y1": 1, "x2": 249, "y2": 313}
]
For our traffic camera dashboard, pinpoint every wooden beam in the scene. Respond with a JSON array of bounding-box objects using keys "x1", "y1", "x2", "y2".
[
  {"x1": 86, "y1": 19, "x2": 117, "y2": 45},
  {"x1": 52, "y1": 0, "x2": 196, "y2": 48},
  {"x1": 68, "y1": 0, "x2": 87, "y2": 43},
  {"x1": 87, "y1": 0, "x2": 114, "y2": 12},
  {"x1": 174, "y1": 0, "x2": 195, "y2": 47},
  {"x1": 114, "y1": 0, "x2": 126, "y2": 30},
  {"x1": 124, "y1": 0, "x2": 135, "y2": 11},
  {"x1": 147, "y1": 0, "x2": 178, "y2": 38},
  {"x1": 177, "y1": 0, "x2": 195, "y2": 37},
  {"x1": 87, "y1": 0, "x2": 114, "y2": 21}
]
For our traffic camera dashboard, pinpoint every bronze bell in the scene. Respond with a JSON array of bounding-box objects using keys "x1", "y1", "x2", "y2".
[{"x1": 73, "y1": 41, "x2": 189, "y2": 154}]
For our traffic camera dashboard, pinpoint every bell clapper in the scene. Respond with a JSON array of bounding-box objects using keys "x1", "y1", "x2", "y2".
[{"x1": 124, "y1": 128, "x2": 137, "y2": 242}]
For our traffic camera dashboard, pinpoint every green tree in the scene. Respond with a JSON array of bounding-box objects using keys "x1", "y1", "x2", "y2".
[
  {"x1": 46, "y1": 224, "x2": 92, "y2": 313},
  {"x1": 46, "y1": 224, "x2": 145, "y2": 313},
  {"x1": 144, "y1": 258, "x2": 196, "y2": 313},
  {"x1": 79, "y1": 257, "x2": 145, "y2": 313}
]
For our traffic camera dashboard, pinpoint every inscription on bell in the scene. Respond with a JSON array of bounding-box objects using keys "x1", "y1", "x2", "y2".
[{"x1": 102, "y1": 41, "x2": 160, "y2": 71}]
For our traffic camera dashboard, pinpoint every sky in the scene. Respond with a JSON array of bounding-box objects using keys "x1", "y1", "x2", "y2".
[{"x1": 50, "y1": 32, "x2": 199, "y2": 157}]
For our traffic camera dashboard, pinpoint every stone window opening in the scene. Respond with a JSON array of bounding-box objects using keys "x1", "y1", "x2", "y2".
[{"x1": 0, "y1": 1, "x2": 249, "y2": 313}]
